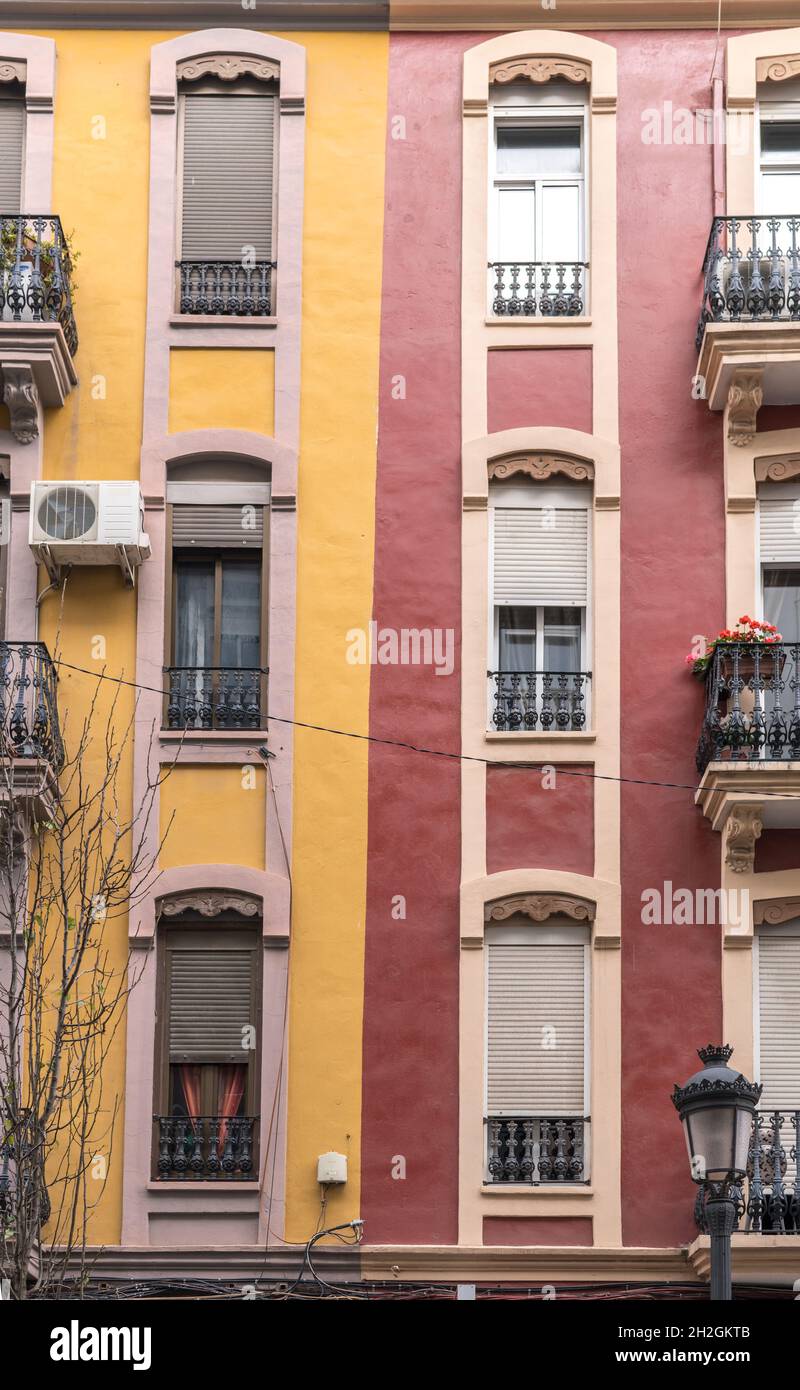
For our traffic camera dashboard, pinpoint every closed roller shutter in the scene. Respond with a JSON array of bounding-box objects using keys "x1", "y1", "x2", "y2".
[
  {"x1": 181, "y1": 92, "x2": 275, "y2": 261},
  {"x1": 168, "y1": 946, "x2": 255, "y2": 1061},
  {"x1": 0, "y1": 99, "x2": 24, "y2": 213},
  {"x1": 759, "y1": 496, "x2": 800, "y2": 565},
  {"x1": 758, "y1": 932, "x2": 800, "y2": 1111},
  {"x1": 493, "y1": 507, "x2": 588, "y2": 606},
  {"x1": 172, "y1": 503, "x2": 263, "y2": 548},
  {"x1": 487, "y1": 941, "x2": 586, "y2": 1115}
]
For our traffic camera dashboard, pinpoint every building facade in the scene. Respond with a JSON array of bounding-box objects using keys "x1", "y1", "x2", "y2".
[{"x1": 0, "y1": 0, "x2": 798, "y2": 1294}]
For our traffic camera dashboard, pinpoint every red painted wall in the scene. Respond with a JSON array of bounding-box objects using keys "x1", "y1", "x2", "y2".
[
  {"x1": 360, "y1": 33, "x2": 474, "y2": 1245},
  {"x1": 488, "y1": 348, "x2": 593, "y2": 434},
  {"x1": 754, "y1": 830, "x2": 800, "y2": 874},
  {"x1": 483, "y1": 1217, "x2": 593, "y2": 1246},
  {"x1": 614, "y1": 29, "x2": 725, "y2": 1246},
  {"x1": 486, "y1": 764, "x2": 594, "y2": 876}
]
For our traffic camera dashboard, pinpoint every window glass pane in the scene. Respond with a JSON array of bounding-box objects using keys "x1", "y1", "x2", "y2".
[
  {"x1": 761, "y1": 120, "x2": 800, "y2": 162},
  {"x1": 544, "y1": 606, "x2": 581, "y2": 672},
  {"x1": 496, "y1": 125, "x2": 581, "y2": 178},
  {"x1": 760, "y1": 172, "x2": 800, "y2": 216},
  {"x1": 497, "y1": 187, "x2": 535, "y2": 261},
  {"x1": 220, "y1": 561, "x2": 261, "y2": 668},
  {"x1": 541, "y1": 184, "x2": 581, "y2": 263},
  {"x1": 764, "y1": 568, "x2": 800, "y2": 643},
  {"x1": 174, "y1": 562, "x2": 215, "y2": 667},
  {"x1": 498, "y1": 605, "x2": 536, "y2": 670}
]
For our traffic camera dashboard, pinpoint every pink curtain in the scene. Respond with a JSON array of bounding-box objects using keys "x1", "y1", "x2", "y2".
[
  {"x1": 178, "y1": 1064, "x2": 202, "y2": 1124},
  {"x1": 217, "y1": 1065, "x2": 246, "y2": 1153}
]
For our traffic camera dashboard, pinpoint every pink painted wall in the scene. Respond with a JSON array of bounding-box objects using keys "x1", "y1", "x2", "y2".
[
  {"x1": 483, "y1": 1216, "x2": 593, "y2": 1246},
  {"x1": 488, "y1": 348, "x2": 593, "y2": 434},
  {"x1": 486, "y1": 764, "x2": 594, "y2": 876},
  {"x1": 614, "y1": 28, "x2": 726, "y2": 1247}
]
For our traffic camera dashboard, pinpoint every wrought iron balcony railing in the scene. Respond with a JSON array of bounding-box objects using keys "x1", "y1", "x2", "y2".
[
  {"x1": 155, "y1": 1115, "x2": 257, "y2": 1181},
  {"x1": 695, "y1": 1110, "x2": 800, "y2": 1236},
  {"x1": 0, "y1": 641, "x2": 63, "y2": 772},
  {"x1": 696, "y1": 214, "x2": 800, "y2": 349},
  {"x1": 490, "y1": 669, "x2": 590, "y2": 732},
  {"x1": 489, "y1": 261, "x2": 587, "y2": 317},
  {"x1": 487, "y1": 1116, "x2": 589, "y2": 1184},
  {"x1": 696, "y1": 642, "x2": 800, "y2": 773},
  {"x1": 165, "y1": 667, "x2": 266, "y2": 732},
  {"x1": 0, "y1": 215, "x2": 78, "y2": 355},
  {"x1": 177, "y1": 259, "x2": 276, "y2": 316}
]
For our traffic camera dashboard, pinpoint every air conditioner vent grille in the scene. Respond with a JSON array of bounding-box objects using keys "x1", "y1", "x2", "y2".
[{"x1": 37, "y1": 485, "x2": 97, "y2": 541}]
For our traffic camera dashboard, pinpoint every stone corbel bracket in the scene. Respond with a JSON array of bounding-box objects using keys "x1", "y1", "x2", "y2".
[
  {"x1": 727, "y1": 369, "x2": 763, "y2": 447},
  {"x1": 725, "y1": 804, "x2": 764, "y2": 874},
  {"x1": 2, "y1": 365, "x2": 39, "y2": 444}
]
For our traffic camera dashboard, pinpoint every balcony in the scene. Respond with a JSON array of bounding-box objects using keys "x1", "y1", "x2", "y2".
[
  {"x1": 0, "y1": 215, "x2": 78, "y2": 444},
  {"x1": 486, "y1": 1116, "x2": 589, "y2": 1184},
  {"x1": 176, "y1": 260, "x2": 275, "y2": 317},
  {"x1": 696, "y1": 215, "x2": 800, "y2": 428},
  {"x1": 155, "y1": 1115, "x2": 257, "y2": 1181},
  {"x1": 490, "y1": 669, "x2": 590, "y2": 732},
  {"x1": 0, "y1": 641, "x2": 63, "y2": 818},
  {"x1": 694, "y1": 1111, "x2": 800, "y2": 1236},
  {"x1": 489, "y1": 261, "x2": 587, "y2": 318},
  {"x1": 165, "y1": 667, "x2": 266, "y2": 732},
  {"x1": 695, "y1": 642, "x2": 800, "y2": 869}
]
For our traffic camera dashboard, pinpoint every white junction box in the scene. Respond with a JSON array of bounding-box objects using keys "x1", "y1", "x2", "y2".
[
  {"x1": 317, "y1": 1151, "x2": 348, "y2": 1185},
  {"x1": 29, "y1": 481, "x2": 151, "y2": 586}
]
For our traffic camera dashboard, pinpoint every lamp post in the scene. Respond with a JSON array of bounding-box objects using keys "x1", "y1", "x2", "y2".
[{"x1": 672, "y1": 1044, "x2": 761, "y2": 1302}]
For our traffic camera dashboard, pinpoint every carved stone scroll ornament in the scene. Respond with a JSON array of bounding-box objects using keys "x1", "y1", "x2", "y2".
[
  {"x1": 754, "y1": 452, "x2": 800, "y2": 483},
  {"x1": 490, "y1": 58, "x2": 590, "y2": 86},
  {"x1": 488, "y1": 452, "x2": 594, "y2": 484},
  {"x1": 0, "y1": 808, "x2": 29, "y2": 868},
  {"x1": 484, "y1": 892, "x2": 596, "y2": 923},
  {"x1": 726, "y1": 370, "x2": 763, "y2": 448},
  {"x1": 757, "y1": 56, "x2": 800, "y2": 84},
  {"x1": 753, "y1": 896, "x2": 800, "y2": 926},
  {"x1": 0, "y1": 61, "x2": 25, "y2": 84},
  {"x1": 157, "y1": 889, "x2": 261, "y2": 919},
  {"x1": 2, "y1": 366, "x2": 40, "y2": 445},
  {"x1": 724, "y1": 805, "x2": 763, "y2": 874},
  {"x1": 177, "y1": 55, "x2": 279, "y2": 84}
]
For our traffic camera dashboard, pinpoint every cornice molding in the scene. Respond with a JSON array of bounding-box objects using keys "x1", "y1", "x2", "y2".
[
  {"x1": 0, "y1": 1, "x2": 388, "y2": 28},
  {"x1": 393, "y1": 2, "x2": 800, "y2": 30}
]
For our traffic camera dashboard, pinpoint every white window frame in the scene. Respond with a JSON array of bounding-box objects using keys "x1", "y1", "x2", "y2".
[
  {"x1": 487, "y1": 480, "x2": 592, "y2": 729},
  {"x1": 757, "y1": 482, "x2": 800, "y2": 626},
  {"x1": 483, "y1": 919, "x2": 591, "y2": 1185},
  {"x1": 756, "y1": 90, "x2": 800, "y2": 216},
  {"x1": 487, "y1": 81, "x2": 589, "y2": 310},
  {"x1": 753, "y1": 917, "x2": 800, "y2": 1089}
]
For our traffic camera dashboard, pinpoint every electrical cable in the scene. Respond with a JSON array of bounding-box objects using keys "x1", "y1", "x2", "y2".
[{"x1": 49, "y1": 655, "x2": 800, "y2": 802}]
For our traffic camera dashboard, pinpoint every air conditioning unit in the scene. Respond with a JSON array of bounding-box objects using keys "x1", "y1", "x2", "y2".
[{"x1": 29, "y1": 482, "x2": 151, "y2": 586}]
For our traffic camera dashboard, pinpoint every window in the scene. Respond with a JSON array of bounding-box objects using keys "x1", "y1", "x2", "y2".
[
  {"x1": 489, "y1": 480, "x2": 590, "y2": 730},
  {"x1": 759, "y1": 102, "x2": 800, "y2": 216},
  {"x1": 0, "y1": 82, "x2": 24, "y2": 213},
  {"x1": 755, "y1": 923, "x2": 800, "y2": 1214},
  {"x1": 759, "y1": 487, "x2": 800, "y2": 641},
  {"x1": 485, "y1": 920, "x2": 589, "y2": 1184},
  {"x1": 489, "y1": 80, "x2": 587, "y2": 315},
  {"x1": 155, "y1": 919, "x2": 261, "y2": 1180},
  {"x1": 177, "y1": 74, "x2": 277, "y2": 315},
  {"x1": 165, "y1": 470, "x2": 269, "y2": 731}
]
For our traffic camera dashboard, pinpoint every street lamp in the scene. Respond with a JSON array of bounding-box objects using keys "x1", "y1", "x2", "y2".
[{"x1": 672, "y1": 1044, "x2": 761, "y2": 1301}]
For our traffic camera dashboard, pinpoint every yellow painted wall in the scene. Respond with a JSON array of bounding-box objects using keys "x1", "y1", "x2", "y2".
[
  {"x1": 169, "y1": 349, "x2": 275, "y2": 436},
  {"x1": 283, "y1": 32, "x2": 387, "y2": 1241},
  {"x1": 38, "y1": 30, "x2": 165, "y2": 1245},
  {"x1": 160, "y1": 766, "x2": 266, "y2": 869},
  {"x1": 30, "y1": 26, "x2": 387, "y2": 1250}
]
